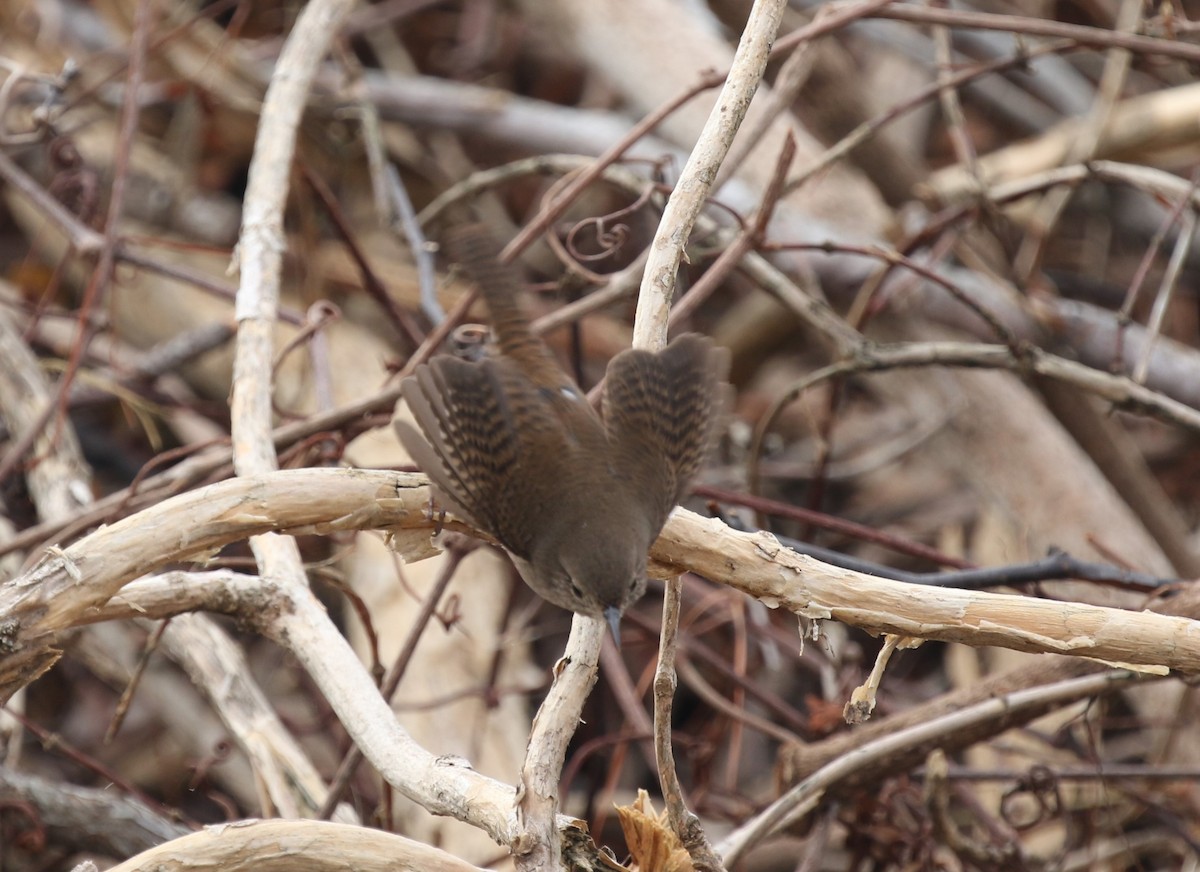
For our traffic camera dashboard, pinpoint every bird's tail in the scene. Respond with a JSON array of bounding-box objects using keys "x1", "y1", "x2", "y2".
[{"x1": 442, "y1": 224, "x2": 541, "y2": 365}]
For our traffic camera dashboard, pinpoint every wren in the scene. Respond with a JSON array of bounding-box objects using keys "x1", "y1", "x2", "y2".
[{"x1": 394, "y1": 225, "x2": 729, "y2": 640}]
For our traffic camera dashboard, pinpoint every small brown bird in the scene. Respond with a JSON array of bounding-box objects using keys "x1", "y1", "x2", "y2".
[{"x1": 395, "y1": 225, "x2": 729, "y2": 641}]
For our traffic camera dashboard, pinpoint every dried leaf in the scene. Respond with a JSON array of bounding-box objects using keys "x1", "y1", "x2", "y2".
[{"x1": 615, "y1": 790, "x2": 694, "y2": 872}]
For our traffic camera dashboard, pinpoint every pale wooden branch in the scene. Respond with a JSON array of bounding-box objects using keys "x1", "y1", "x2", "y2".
[
  {"x1": 226, "y1": 0, "x2": 358, "y2": 829},
  {"x1": 7, "y1": 466, "x2": 1200, "y2": 682},
  {"x1": 229, "y1": 0, "x2": 356, "y2": 598},
  {"x1": 714, "y1": 22, "x2": 816, "y2": 193},
  {"x1": 514, "y1": 617, "x2": 604, "y2": 871},
  {"x1": 3, "y1": 262, "x2": 345, "y2": 822},
  {"x1": 7, "y1": 467, "x2": 1200, "y2": 674},
  {"x1": 82, "y1": 570, "x2": 281, "y2": 623},
  {"x1": 633, "y1": 0, "x2": 787, "y2": 351},
  {"x1": 105, "y1": 818, "x2": 488, "y2": 872},
  {"x1": 656, "y1": 509, "x2": 1199, "y2": 672},
  {"x1": 0, "y1": 308, "x2": 294, "y2": 822}
]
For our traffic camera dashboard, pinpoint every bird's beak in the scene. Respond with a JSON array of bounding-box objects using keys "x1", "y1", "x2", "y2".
[{"x1": 603, "y1": 605, "x2": 622, "y2": 646}]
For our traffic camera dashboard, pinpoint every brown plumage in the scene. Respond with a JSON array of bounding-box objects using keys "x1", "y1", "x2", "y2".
[{"x1": 395, "y1": 224, "x2": 729, "y2": 639}]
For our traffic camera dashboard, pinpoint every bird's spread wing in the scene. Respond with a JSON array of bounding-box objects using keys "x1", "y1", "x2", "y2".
[
  {"x1": 602, "y1": 334, "x2": 730, "y2": 533},
  {"x1": 395, "y1": 354, "x2": 576, "y2": 558}
]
